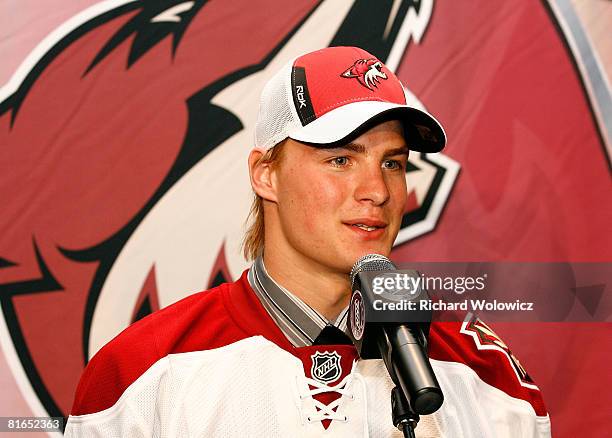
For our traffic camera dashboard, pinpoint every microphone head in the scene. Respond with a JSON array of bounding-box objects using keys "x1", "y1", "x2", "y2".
[{"x1": 350, "y1": 254, "x2": 397, "y2": 287}]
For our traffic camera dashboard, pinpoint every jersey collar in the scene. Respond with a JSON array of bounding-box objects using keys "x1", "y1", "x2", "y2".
[{"x1": 247, "y1": 256, "x2": 350, "y2": 347}]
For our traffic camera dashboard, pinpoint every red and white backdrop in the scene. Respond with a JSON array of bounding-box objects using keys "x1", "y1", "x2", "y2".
[{"x1": 1, "y1": 0, "x2": 610, "y2": 436}]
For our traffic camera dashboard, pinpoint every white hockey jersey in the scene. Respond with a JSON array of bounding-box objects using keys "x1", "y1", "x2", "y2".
[{"x1": 65, "y1": 271, "x2": 551, "y2": 437}]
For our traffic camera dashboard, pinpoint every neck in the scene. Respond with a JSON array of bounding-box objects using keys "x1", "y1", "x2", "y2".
[{"x1": 262, "y1": 250, "x2": 351, "y2": 321}]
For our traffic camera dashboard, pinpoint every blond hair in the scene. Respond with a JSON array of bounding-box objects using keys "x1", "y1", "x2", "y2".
[{"x1": 242, "y1": 142, "x2": 286, "y2": 260}]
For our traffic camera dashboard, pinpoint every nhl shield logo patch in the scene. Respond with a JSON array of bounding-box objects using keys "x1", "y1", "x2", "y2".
[{"x1": 310, "y1": 351, "x2": 342, "y2": 384}]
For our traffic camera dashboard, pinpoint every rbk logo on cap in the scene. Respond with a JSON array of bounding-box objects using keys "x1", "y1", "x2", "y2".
[{"x1": 340, "y1": 58, "x2": 388, "y2": 90}]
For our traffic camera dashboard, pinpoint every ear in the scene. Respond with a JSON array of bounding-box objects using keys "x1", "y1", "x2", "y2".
[{"x1": 248, "y1": 148, "x2": 278, "y2": 202}]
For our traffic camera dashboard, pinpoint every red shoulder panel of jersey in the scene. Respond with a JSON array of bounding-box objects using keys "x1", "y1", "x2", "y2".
[
  {"x1": 428, "y1": 316, "x2": 547, "y2": 417},
  {"x1": 71, "y1": 270, "x2": 290, "y2": 416}
]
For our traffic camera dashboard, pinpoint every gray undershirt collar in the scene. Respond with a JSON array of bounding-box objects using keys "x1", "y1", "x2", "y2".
[{"x1": 247, "y1": 256, "x2": 349, "y2": 347}]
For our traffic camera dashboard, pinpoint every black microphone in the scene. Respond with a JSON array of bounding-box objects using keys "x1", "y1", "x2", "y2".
[{"x1": 348, "y1": 254, "x2": 443, "y2": 415}]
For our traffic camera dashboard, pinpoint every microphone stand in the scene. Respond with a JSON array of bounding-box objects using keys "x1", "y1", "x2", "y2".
[
  {"x1": 377, "y1": 324, "x2": 441, "y2": 436},
  {"x1": 348, "y1": 256, "x2": 444, "y2": 435},
  {"x1": 391, "y1": 387, "x2": 419, "y2": 438}
]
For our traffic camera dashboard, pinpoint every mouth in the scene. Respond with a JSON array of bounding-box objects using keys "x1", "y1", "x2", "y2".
[
  {"x1": 351, "y1": 223, "x2": 382, "y2": 232},
  {"x1": 344, "y1": 219, "x2": 388, "y2": 236}
]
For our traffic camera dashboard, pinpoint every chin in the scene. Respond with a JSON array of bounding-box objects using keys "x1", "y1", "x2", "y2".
[
  {"x1": 347, "y1": 246, "x2": 391, "y2": 266},
  {"x1": 314, "y1": 243, "x2": 393, "y2": 274},
  {"x1": 360, "y1": 241, "x2": 392, "y2": 256}
]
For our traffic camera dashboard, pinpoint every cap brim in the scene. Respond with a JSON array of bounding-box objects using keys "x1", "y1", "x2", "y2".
[{"x1": 288, "y1": 101, "x2": 446, "y2": 153}]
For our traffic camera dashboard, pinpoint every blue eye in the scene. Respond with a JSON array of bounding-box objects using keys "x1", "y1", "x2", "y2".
[
  {"x1": 331, "y1": 157, "x2": 349, "y2": 166},
  {"x1": 382, "y1": 160, "x2": 402, "y2": 170}
]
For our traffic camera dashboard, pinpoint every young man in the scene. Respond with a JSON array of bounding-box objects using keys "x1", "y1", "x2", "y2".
[{"x1": 66, "y1": 47, "x2": 551, "y2": 437}]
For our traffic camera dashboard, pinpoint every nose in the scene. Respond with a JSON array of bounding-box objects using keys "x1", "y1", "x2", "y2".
[{"x1": 353, "y1": 163, "x2": 390, "y2": 206}]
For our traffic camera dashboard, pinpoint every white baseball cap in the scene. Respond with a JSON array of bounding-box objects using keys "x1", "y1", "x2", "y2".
[{"x1": 255, "y1": 46, "x2": 446, "y2": 152}]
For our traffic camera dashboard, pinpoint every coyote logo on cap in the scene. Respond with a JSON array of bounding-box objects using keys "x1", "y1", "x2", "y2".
[{"x1": 341, "y1": 58, "x2": 388, "y2": 90}]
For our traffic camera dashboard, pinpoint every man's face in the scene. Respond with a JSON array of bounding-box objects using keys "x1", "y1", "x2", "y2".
[{"x1": 267, "y1": 119, "x2": 408, "y2": 274}]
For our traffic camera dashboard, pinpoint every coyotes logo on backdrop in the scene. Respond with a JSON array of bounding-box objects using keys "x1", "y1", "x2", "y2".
[
  {"x1": 1, "y1": 0, "x2": 608, "y2": 427},
  {"x1": 0, "y1": 0, "x2": 454, "y2": 422}
]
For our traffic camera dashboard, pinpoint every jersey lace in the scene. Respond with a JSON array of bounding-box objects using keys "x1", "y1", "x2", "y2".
[{"x1": 302, "y1": 374, "x2": 354, "y2": 423}]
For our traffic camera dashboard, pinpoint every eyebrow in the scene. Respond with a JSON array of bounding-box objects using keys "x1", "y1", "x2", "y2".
[{"x1": 320, "y1": 142, "x2": 409, "y2": 156}]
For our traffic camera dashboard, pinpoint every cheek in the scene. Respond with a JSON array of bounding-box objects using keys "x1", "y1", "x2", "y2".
[
  {"x1": 280, "y1": 173, "x2": 347, "y2": 232},
  {"x1": 308, "y1": 187, "x2": 341, "y2": 232},
  {"x1": 388, "y1": 176, "x2": 409, "y2": 216},
  {"x1": 393, "y1": 184, "x2": 408, "y2": 210}
]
